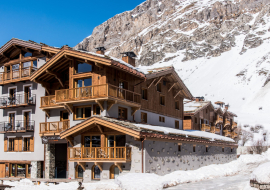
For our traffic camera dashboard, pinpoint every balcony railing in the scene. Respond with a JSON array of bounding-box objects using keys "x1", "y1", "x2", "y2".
[
  {"x1": 232, "y1": 122, "x2": 237, "y2": 129},
  {"x1": 201, "y1": 124, "x2": 211, "y2": 132},
  {"x1": 0, "y1": 67, "x2": 37, "y2": 84},
  {"x1": 0, "y1": 93, "x2": 36, "y2": 108},
  {"x1": 39, "y1": 120, "x2": 70, "y2": 134},
  {"x1": 224, "y1": 130, "x2": 231, "y2": 137},
  {"x1": 40, "y1": 95, "x2": 58, "y2": 108},
  {"x1": 0, "y1": 120, "x2": 35, "y2": 133},
  {"x1": 68, "y1": 147, "x2": 132, "y2": 161},
  {"x1": 55, "y1": 84, "x2": 141, "y2": 105}
]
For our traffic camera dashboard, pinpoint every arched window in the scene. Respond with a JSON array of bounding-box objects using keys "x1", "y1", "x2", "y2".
[
  {"x1": 75, "y1": 165, "x2": 84, "y2": 179},
  {"x1": 110, "y1": 165, "x2": 120, "y2": 179},
  {"x1": 92, "y1": 165, "x2": 101, "y2": 180}
]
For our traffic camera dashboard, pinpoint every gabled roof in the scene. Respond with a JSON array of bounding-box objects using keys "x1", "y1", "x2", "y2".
[
  {"x1": 225, "y1": 110, "x2": 238, "y2": 117},
  {"x1": 184, "y1": 100, "x2": 214, "y2": 115},
  {"x1": 60, "y1": 116, "x2": 236, "y2": 145},
  {"x1": 145, "y1": 66, "x2": 193, "y2": 100}
]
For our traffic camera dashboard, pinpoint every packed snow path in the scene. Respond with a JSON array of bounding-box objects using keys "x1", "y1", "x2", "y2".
[{"x1": 167, "y1": 175, "x2": 250, "y2": 190}]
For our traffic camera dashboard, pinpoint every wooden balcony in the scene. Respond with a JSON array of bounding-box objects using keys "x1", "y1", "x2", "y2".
[
  {"x1": 225, "y1": 119, "x2": 231, "y2": 126},
  {"x1": 232, "y1": 122, "x2": 237, "y2": 129},
  {"x1": 55, "y1": 84, "x2": 141, "y2": 106},
  {"x1": 201, "y1": 124, "x2": 211, "y2": 132},
  {"x1": 68, "y1": 147, "x2": 132, "y2": 162},
  {"x1": 0, "y1": 121, "x2": 35, "y2": 134},
  {"x1": 0, "y1": 93, "x2": 36, "y2": 109},
  {"x1": 210, "y1": 126, "x2": 220, "y2": 134},
  {"x1": 223, "y1": 130, "x2": 231, "y2": 137},
  {"x1": 231, "y1": 131, "x2": 238, "y2": 138},
  {"x1": 39, "y1": 120, "x2": 70, "y2": 136},
  {"x1": 0, "y1": 67, "x2": 37, "y2": 85},
  {"x1": 216, "y1": 115, "x2": 223, "y2": 123},
  {"x1": 40, "y1": 95, "x2": 63, "y2": 109}
]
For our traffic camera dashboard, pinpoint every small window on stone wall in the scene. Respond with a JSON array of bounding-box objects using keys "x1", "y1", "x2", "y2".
[
  {"x1": 222, "y1": 147, "x2": 224, "y2": 152},
  {"x1": 231, "y1": 148, "x2": 233, "y2": 152},
  {"x1": 193, "y1": 145, "x2": 196, "y2": 152},
  {"x1": 206, "y1": 146, "x2": 208, "y2": 152},
  {"x1": 195, "y1": 117, "x2": 197, "y2": 124},
  {"x1": 178, "y1": 144, "x2": 181, "y2": 152}
]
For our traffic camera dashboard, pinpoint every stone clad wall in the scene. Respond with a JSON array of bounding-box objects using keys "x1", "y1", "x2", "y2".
[
  {"x1": 45, "y1": 144, "x2": 55, "y2": 179},
  {"x1": 144, "y1": 140, "x2": 237, "y2": 175},
  {"x1": 31, "y1": 161, "x2": 42, "y2": 178}
]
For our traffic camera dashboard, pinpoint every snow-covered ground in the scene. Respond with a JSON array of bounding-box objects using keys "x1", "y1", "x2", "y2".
[{"x1": 4, "y1": 149, "x2": 270, "y2": 190}]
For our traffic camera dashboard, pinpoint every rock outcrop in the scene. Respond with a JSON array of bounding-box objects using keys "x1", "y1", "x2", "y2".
[{"x1": 75, "y1": 0, "x2": 270, "y2": 66}]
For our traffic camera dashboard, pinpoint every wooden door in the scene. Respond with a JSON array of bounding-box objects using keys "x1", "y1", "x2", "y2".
[
  {"x1": 0, "y1": 164, "x2": 5, "y2": 178},
  {"x1": 9, "y1": 113, "x2": 15, "y2": 130},
  {"x1": 24, "y1": 86, "x2": 31, "y2": 103}
]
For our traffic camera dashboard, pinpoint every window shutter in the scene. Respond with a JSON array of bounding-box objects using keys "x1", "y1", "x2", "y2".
[
  {"x1": 4, "y1": 138, "x2": 7, "y2": 152},
  {"x1": 14, "y1": 138, "x2": 19, "y2": 152},
  {"x1": 30, "y1": 137, "x2": 34, "y2": 152},
  {"x1": 18, "y1": 138, "x2": 23, "y2": 152}
]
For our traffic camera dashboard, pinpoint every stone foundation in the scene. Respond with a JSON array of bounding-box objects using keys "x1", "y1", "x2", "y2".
[
  {"x1": 45, "y1": 144, "x2": 55, "y2": 179},
  {"x1": 250, "y1": 180, "x2": 270, "y2": 190}
]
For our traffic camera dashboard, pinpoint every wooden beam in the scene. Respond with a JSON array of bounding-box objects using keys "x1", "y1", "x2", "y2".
[
  {"x1": 95, "y1": 100, "x2": 104, "y2": 111},
  {"x1": 168, "y1": 83, "x2": 176, "y2": 92},
  {"x1": 95, "y1": 62, "x2": 104, "y2": 69},
  {"x1": 77, "y1": 162, "x2": 86, "y2": 171},
  {"x1": 107, "y1": 100, "x2": 117, "y2": 111},
  {"x1": 46, "y1": 69, "x2": 64, "y2": 88},
  {"x1": 66, "y1": 137, "x2": 74, "y2": 147},
  {"x1": 34, "y1": 79, "x2": 50, "y2": 95},
  {"x1": 131, "y1": 107, "x2": 140, "y2": 116},
  {"x1": 155, "y1": 76, "x2": 164, "y2": 86},
  {"x1": 174, "y1": 90, "x2": 182, "y2": 99},
  {"x1": 114, "y1": 163, "x2": 122, "y2": 172},
  {"x1": 96, "y1": 124, "x2": 103, "y2": 133},
  {"x1": 64, "y1": 55, "x2": 73, "y2": 60},
  {"x1": 44, "y1": 110, "x2": 50, "y2": 118},
  {"x1": 147, "y1": 78, "x2": 157, "y2": 89},
  {"x1": 64, "y1": 103, "x2": 73, "y2": 114},
  {"x1": 94, "y1": 162, "x2": 103, "y2": 172}
]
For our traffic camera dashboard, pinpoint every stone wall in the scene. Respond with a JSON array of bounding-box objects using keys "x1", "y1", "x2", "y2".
[
  {"x1": 45, "y1": 144, "x2": 55, "y2": 179},
  {"x1": 31, "y1": 161, "x2": 42, "y2": 178},
  {"x1": 144, "y1": 140, "x2": 237, "y2": 175}
]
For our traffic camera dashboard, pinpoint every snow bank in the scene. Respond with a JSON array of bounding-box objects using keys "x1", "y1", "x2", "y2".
[{"x1": 250, "y1": 162, "x2": 270, "y2": 184}]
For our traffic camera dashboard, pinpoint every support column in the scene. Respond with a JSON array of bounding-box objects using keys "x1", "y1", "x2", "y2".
[{"x1": 45, "y1": 144, "x2": 55, "y2": 179}]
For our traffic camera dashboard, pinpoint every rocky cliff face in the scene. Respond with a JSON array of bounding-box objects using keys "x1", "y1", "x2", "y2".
[{"x1": 75, "y1": 0, "x2": 270, "y2": 66}]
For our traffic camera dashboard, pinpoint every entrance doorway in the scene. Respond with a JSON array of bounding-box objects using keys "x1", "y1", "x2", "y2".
[{"x1": 55, "y1": 144, "x2": 67, "y2": 178}]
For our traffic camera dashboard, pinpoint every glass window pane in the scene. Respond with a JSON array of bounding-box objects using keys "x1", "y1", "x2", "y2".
[
  {"x1": 76, "y1": 108, "x2": 83, "y2": 118},
  {"x1": 63, "y1": 112, "x2": 69, "y2": 120},
  {"x1": 116, "y1": 135, "x2": 125, "y2": 147},
  {"x1": 33, "y1": 60, "x2": 37, "y2": 68},
  {"x1": 114, "y1": 166, "x2": 120, "y2": 179},
  {"x1": 23, "y1": 62, "x2": 31, "y2": 68},
  {"x1": 84, "y1": 136, "x2": 90, "y2": 147},
  {"x1": 28, "y1": 164, "x2": 32, "y2": 178},
  {"x1": 85, "y1": 107, "x2": 91, "y2": 118},
  {"x1": 107, "y1": 136, "x2": 114, "y2": 147},
  {"x1": 77, "y1": 80, "x2": 83, "y2": 88},
  {"x1": 17, "y1": 164, "x2": 26, "y2": 177},
  {"x1": 91, "y1": 136, "x2": 100, "y2": 147},
  {"x1": 77, "y1": 62, "x2": 92, "y2": 73},
  {"x1": 12, "y1": 64, "x2": 19, "y2": 70},
  {"x1": 94, "y1": 165, "x2": 100, "y2": 179},
  {"x1": 78, "y1": 165, "x2": 84, "y2": 178},
  {"x1": 84, "y1": 78, "x2": 92, "y2": 87},
  {"x1": 11, "y1": 164, "x2": 16, "y2": 177}
]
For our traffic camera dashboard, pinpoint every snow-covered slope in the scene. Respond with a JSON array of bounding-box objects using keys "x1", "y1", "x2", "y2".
[{"x1": 138, "y1": 34, "x2": 270, "y2": 128}]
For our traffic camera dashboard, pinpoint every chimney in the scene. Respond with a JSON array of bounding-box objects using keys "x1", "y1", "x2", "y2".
[
  {"x1": 121, "y1": 52, "x2": 136, "y2": 67},
  {"x1": 215, "y1": 101, "x2": 225, "y2": 108},
  {"x1": 95, "y1": 47, "x2": 106, "y2": 55},
  {"x1": 195, "y1": 97, "x2": 204, "y2": 102},
  {"x1": 225, "y1": 104, "x2": 229, "y2": 110}
]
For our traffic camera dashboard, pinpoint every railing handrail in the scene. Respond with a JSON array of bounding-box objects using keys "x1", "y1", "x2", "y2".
[
  {"x1": 39, "y1": 120, "x2": 70, "y2": 134},
  {"x1": 40, "y1": 95, "x2": 56, "y2": 98},
  {"x1": 0, "y1": 66, "x2": 36, "y2": 74},
  {"x1": 108, "y1": 84, "x2": 141, "y2": 96},
  {"x1": 40, "y1": 120, "x2": 70, "y2": 124}
]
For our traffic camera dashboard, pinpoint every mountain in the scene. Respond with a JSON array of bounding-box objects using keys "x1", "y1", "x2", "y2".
[{"x1": 75, "y1": 0, "x2": 270, "y2": 129}]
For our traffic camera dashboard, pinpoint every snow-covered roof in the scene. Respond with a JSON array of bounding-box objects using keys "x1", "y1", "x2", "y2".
[{"x1": 184, "y1": 101, "x2": 212, "y2": 114}]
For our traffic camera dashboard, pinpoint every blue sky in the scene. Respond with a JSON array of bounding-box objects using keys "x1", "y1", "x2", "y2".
[{"x1": 0, "y1": 0, "x2": 144, "y2": 48}]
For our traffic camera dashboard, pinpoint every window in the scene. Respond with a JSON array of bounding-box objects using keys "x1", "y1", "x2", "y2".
[
  {"x1": 76, "y1": 77, "x2": 92, "y2": 88},
  {"x1": 92, "y1": 165, "x2": 101, "y2": 180},
  {"x1": 160, "y1": 95, "x2": 165, "y2": 106},
  {"x1": 76, "y1": 165, "x2": 84, "y2": 179},
  {"x1": 84, "y1": 136, "x2": 101, "y2": 147},
  {"x1": 142, "y1": 88, "x2": 148, "y2": 100},
  {"x1": 195, "y1": 117, "x2": 197, "y2": 124},
  {"x1": 231, "y1": 148, "x2": 233, "y2": 152},
  {"x1": 206, "y1": 146, "x2": 208, "y2": 153},
  {"x1": 206, "y1": 109, "x2": 208, "y2": 114},
  {"x1": 193, "y1": 145, "x2": 196, "y2": 152},
  {"x1": 141, "y1": 112, "x2": 147, "y2": 123},
  {"x1": 119, "y1": 80, "x2": 128, "y2": 90},
  {"x1": 178, "y1": 144, "x2": 182, "y2": 152},
  {"x1": 110, "y1": 165, "x2": 120, "y2": 179},
  {"x1": 74, "y1": 106, "x2": 92, "y2": 120},
  {"x1": 175, "y1": 121, "x2": 179, "y2": 129},
  {"x1": 107, "y1": 135, "x2": 126, "y2": 147},
  {"x1": 157, "y1": 83, "x2": 161, "y2": 92},
  {"x1": 222, "y1": 147, "x2": 224, "y2": 152},
  {"x1": 163, "y1": 80, "x2": 166, "y2": 86},
  {"x1": 75, "y1": 61, "x2": 92, "y2": 73},
  {"x1": 8, "y1": 138, "x2": 15, "y2": 151},
  {"x1": 61, "y1": 111, "x2": 69, "y2": 121},
  {"x1": 175, "y1": 101, "x2": 179, "y2": 110},
  {"x1": 118, "y1": 107, "x2": 127, "y2": 120},
  {"x1": 23, "y1": 138, "x2": 31, "y2": 151},
  {"x1": 93, "y1": 105, "x2": 101, "y2": 115},
  {"x1": 159, "y1": 116, "x2": 165, "y2": 123}
]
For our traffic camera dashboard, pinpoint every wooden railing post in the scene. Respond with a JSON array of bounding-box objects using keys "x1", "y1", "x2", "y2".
[
  {"x1": 95, "y1": 148, "x2": 97, "y2": 159},
  {"x1": 57, "y1": 122, "x2": 59, "y2": 132}
]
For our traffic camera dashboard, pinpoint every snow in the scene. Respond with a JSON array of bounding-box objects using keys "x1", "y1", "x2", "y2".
[
  {"x1": 250, "y1": 162, "x2": 270, "y2": 184},
  {"x1": 134, "y1": 123, "x2": 235, "y2": 142},
  {"x1": 184, "y1": 101, "x2": 209, "y2": 112}
]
